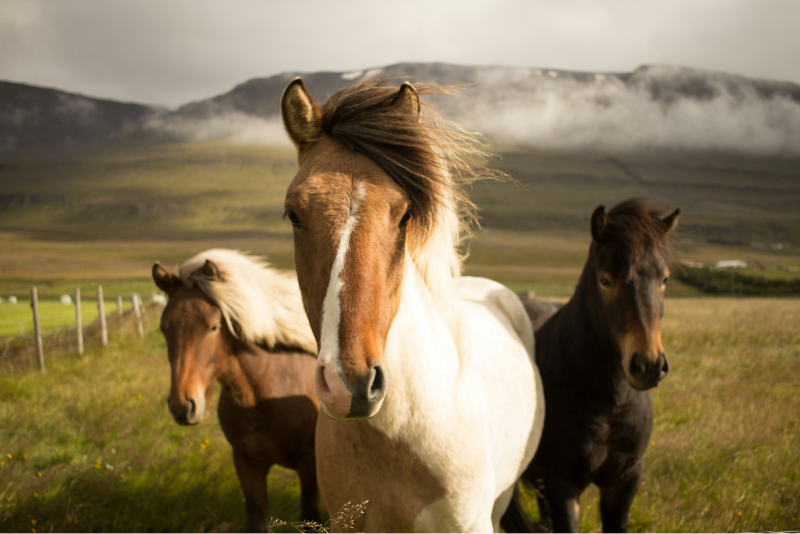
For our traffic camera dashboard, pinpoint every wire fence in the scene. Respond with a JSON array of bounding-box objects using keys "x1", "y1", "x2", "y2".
[{"x1": 0, "y1": 296, "x2": 163, "y2": 375}]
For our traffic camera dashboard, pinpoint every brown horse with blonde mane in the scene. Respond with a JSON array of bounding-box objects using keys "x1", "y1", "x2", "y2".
[
  {"x1": 152, "y1": 249, "x2": 321, "y2": 532},
  {"x1": 281, "y1": 77, "x2": 544, "y2": 532},
  {"x1": 502, "y1": 199, "x2": 679, "y2": 533}
]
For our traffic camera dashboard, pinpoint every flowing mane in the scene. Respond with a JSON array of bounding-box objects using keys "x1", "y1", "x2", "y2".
[
  {"x1": 179, "y1": 249, "x2": 317, "y2": 355},
  {"x1": 317, "y1": 77, "x2": 505, "y2": 314}
]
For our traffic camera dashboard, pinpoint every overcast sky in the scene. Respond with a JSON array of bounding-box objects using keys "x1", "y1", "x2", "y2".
[{"x1": 1, "y1": 0, "x2": 798, "y2": 108}]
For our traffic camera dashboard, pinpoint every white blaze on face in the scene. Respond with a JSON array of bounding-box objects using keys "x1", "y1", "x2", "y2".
[{"x1": 316, "y1": 182, "x2": 366, "y2": 408}]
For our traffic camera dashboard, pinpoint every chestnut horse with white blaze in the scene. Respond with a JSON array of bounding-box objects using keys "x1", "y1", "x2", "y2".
[
  {"x1": 152, "y1": 249, "x2": 321, "y2": 532},
  {"x1": 280, "y1": 77, "x2": 544, "y2": 532}
]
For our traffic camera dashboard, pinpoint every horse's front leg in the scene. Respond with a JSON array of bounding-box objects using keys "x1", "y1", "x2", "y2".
[
  {"x1": 295, "y1": 451, "x2": 322, "y2": 524},
  {"x1": 599, "y1": 463, "x2": 643, "y2": 533},
  {"x1": 233, "y1": 449, "x2": 271, "y2": 533},
  {"x1": 541, "y1": 474, "x2": 581, "y2": 533}
]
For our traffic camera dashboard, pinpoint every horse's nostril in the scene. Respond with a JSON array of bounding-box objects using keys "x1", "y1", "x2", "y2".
[
  {"x1": 659, "y1": 352, "x2": 670, "y2": 381},
  {"x1": 187, "y1": 398, "x2": 196, "y2": 417},
  {"x1": 370, "y1": 365, "x2": 385, "y2": 395},
  {"x1": 629, "y1": 352, "x2": 646, "y2": 378}
]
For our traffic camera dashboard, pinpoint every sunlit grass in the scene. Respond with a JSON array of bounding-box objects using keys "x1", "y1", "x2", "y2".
[
  {"x1": 517, "y1": 298, "x2": 800, "y2": 532},
  {"x1": 0, "y1": 315, "x2": 306, "y2": 532},
  {"x1": 0, "y1": 300, "x2": 133, "y2": 338}
]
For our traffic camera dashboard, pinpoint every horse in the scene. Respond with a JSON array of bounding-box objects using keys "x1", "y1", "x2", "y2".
[
  {"x1": 279, "y1": 76, "x2": 545, "y2": 532},
  {"x1": 501, "y1": 199, "x2": 680, "y2": 533},
  {"x1": 152, "y1": 249, "x2": 322, "y2": 532}
]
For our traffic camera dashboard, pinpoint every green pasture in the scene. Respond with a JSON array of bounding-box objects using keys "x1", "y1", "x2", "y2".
[
  {"x1": 0, "y1": 300, "x2": 134, "y2": 339},
  {"x1": 1, "y1": 141, "x2": 799, "y2": 531},
  {"x1": 0, "y1": 298, "x2": 797, "y2": 532}
]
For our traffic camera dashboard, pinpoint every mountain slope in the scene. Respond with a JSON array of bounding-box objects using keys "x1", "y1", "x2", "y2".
[
  {"x1": 141, "y1": 63, "x2": 800, "y2": 154},
  {"x1": 0, "y1": 81, "x2": 160, "y2": 156}
]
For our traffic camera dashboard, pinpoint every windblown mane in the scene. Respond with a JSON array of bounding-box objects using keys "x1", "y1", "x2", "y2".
[
  {"x1": 604, "y1": 198, "x2": 675, "y2": 270},
  {"x1": 319, "y1": 78, "x2": 505, "y2": 312},
  {"x1": 179, "y1": 249, "x2": 317, "y2": 355}
]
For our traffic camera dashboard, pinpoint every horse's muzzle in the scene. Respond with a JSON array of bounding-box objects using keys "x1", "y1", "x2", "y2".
[
  {"x1": 167, "y1": 394, "x2": 204, "y2": 425},
  {"x1": 315, "y1": 361, "x2": 387, "y2": 421},
  {"x1": 628, "y1": 351, "x2": 669, "y2": 390}
]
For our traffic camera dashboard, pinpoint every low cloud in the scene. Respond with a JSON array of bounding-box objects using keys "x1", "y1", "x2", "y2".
[
  {"x1": 138, "y1": 65, "x2": 800, "y2": 155},
  {"x1": 142, "y1": 112, "x2": 291, "y2": 147},
  {"x1": 459, "y1": 66, "x2": 800, "y2": 154}
]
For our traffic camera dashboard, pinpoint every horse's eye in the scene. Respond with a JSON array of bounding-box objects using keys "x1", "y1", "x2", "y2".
[
  {"x1": 600, "y1": 277, "x2": 611, "y2": 287},
  {"x1": 663, "y1": 276, "x2": 670, "y2": 285},
  {"x1": 209, "y1": 324, "x2": 219, "y2": 334},
  {"x1": 285, "y1": 209, "x2": 301, "y2": 228},
  {"x1": 399, "y1": 210, "x2": 412, "y2": 228}
]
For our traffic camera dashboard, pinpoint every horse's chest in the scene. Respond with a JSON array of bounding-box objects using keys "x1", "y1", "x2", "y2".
[
  {"x1": 581, "y1": 405, "x2": 652, "y2": 482},
  {"x1": 218, "y1": 392, "x2": 317, "y2": 468},
  {"x1": 316, "y1": 416, "x2": 450, "y2": 532}
]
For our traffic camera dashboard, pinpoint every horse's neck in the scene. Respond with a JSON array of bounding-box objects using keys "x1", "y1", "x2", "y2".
[
  {"x1": 217, "y1": 339, "x2": 274, "y2": 407},
  {"x1": 369, "y1": 260, "x2": 463, "y2": 437},
  {"x1": 557, "y1": 274, "x2": 631, "y2": 400}
]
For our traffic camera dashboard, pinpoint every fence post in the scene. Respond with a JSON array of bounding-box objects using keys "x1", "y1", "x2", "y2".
[
  {"x1": 75, "y1": 287, "x2": 84, "y2": 356},
  {"x1": 117, "y1": 295, "x2": 123, "y2": 316},
  {"x1": 31, "y1": 287, "x2": 45, "y2": 375},
  {"x1": 97, "y1": 285, "x2": 108, "y2": 347},
  {"x1": 133, "y1": 293, "x2": 144, "y2": 339}
]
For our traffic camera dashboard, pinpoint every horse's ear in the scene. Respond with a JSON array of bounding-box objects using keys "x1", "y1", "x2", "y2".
[
  {"x1": 152, "y1": 262, "x2": 178, "y2": 295},
  {"x1": 391, "y1": 82, "x2": 421, "y2": 119},
  {"x1": 660, "y1": 208, "x2": 680, "y2": 235},
  {"x1": 591, "y1": 205, "x2": 610, "y2": 242},
  {"x1": 281, "y1": 77, "x2": 322, "y2": 149},
  {"x1": 202, "y1": 259, "x2": 221, "y2": 280}
]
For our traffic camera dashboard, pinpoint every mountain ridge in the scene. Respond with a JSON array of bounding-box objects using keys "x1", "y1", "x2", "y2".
[
  {"x1": 3, "y1": 63, "x2": 800, "y2": 156},
  {"x1": 0, "y1": 81, "x2": 161, "y2": 156}
]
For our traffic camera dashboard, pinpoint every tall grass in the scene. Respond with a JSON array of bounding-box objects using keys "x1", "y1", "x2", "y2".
[
  {"x1": 0, "y1": 315, "x2": 304, "y2": 532},
  {"x1": 1, "y1": 298, "x2": 798, "y2": 531}
]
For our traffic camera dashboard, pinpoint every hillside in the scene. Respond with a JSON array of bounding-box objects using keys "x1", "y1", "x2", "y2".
[
  {"x1": 0, "y1": 81, "x2": 160, "y2": 156},
  {"x1": 0, "y1": 141, "x2": 798, "y2": 301}
]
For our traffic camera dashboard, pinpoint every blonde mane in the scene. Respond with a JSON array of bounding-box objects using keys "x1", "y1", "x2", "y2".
[{"x1": 179, "y1": 249, "x2": 317, "y2": 355}]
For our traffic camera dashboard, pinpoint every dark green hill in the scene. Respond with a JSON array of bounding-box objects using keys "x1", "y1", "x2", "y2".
[
  {"x1": 0, "y1": 81, "x2": 160, "y2": 156},
  {"x1": 1, "y1": 142, "x2": 798, "y2": 245}
]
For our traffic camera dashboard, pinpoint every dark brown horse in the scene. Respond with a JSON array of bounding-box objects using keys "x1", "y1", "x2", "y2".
[
  {"x1": 502, "y1": 199, "x2": 679, "y2": 533},
  {"x1": 152, "y1": 249, "x2": 321, "y2": 532}
]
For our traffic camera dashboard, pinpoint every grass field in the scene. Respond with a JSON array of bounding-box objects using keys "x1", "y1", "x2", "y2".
[
  {"x1": 0, "y1": 297, "x2": 797, "y2": 532},
  {"x1": 0, "y1": 300, "x2": 135, "y2": 338},
  {"x1": 1, "y1": 140, "x2": 799, "y2": 531}
]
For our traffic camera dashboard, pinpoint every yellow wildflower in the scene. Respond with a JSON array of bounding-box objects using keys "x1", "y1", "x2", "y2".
[
  {"x1": 121, "y1": 474, "x2": 125, "y2": 478},
  {"x1": 94, "y1": 464, "x2": 100, "y2": 469},
  {"x1": 1, "y1": 460, "x2": 4, "y2": 466},
  {"x1": 33, "y1": 493, "x2": 38, "y2": 497},
  {"x1": 31, "y1": 519, "x2": 36, "y2": 525},
  {"x1": 204, "y1": 438, "x2": 210, "y2": 444},
  {"x1": 6, "y1": 453, "x2": 11, "y2": 459},
  {"x1": 137, "y1": 393, "x2": 142, "y2": 399},
  {"x1": 738, "y1": 511, "x2": 742, "y2": 517},
  {"x1": 37, "y1": 472, "x2": 41, "y2": 477},
  {"x1": 200, "y1": 444, "x2": 205, "y2": 450},
  {"x1": 650, "y1": 441, "x2": 656, "y2": 446},
  {"x1": 23, "y1": 455, "x2": 27, "y2": 460}
]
